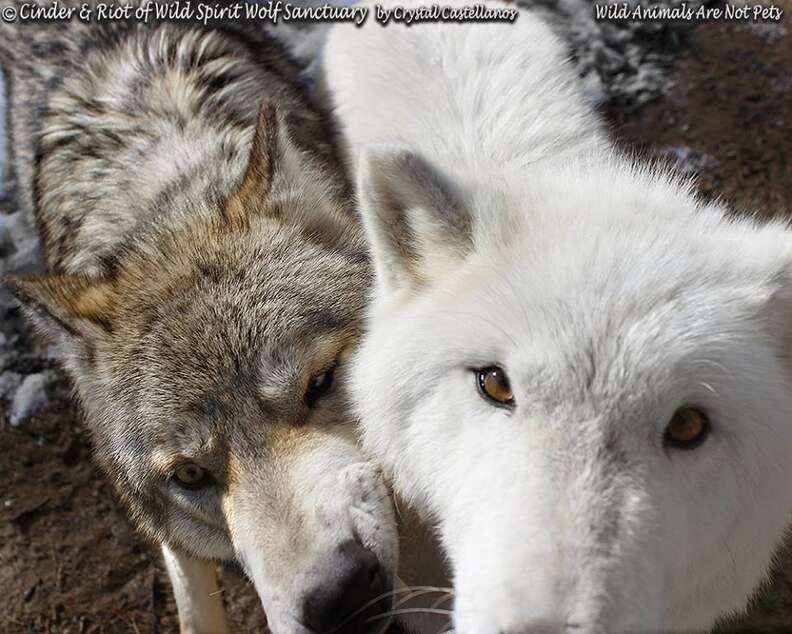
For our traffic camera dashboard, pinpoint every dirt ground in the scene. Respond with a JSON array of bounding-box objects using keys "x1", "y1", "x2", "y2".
[{"x1": 2, "y1": 11, "x2": 792, "y2": 634}]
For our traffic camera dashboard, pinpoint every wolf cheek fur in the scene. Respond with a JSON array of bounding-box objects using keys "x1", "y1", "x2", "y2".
[
  {"x1": 326, "y1": 2, "x2": 792, "y2": 633},
  {"x1": 3, "y1": 18, "x2": 397, "y2": 634}
]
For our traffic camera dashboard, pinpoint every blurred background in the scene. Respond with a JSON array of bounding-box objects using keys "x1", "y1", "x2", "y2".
[{"x1": 1, "y1": 1, "x2": 791, "y2": 631}]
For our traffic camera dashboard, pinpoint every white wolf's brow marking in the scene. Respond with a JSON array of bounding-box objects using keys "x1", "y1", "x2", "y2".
[
  {"x1": 689, "y1": 358, "x2": 736, "y2": 380},
  {"x1": 429, "y1": 303, "x2": 520, "y2": 351}
]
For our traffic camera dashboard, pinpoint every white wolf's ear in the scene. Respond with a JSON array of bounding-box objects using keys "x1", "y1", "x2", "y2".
[
  {"x1": 6, "y1": 275, "x2": 117, "y2": 345},
  {"x1": 357, "y1": 146, "x2": 473, "y2": 295}
]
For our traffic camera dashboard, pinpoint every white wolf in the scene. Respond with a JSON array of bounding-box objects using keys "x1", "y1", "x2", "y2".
[{"x1": 325, "y1": 2, "x2": 792, "y2": 632}]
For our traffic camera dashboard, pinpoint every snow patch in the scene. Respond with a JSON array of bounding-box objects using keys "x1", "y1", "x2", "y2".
[{"x1": 9, "y1": 371, "x2": 51, "y2": 427}]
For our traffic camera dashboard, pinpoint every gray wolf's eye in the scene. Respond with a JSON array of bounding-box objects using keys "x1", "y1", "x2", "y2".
[
  {"x1": 664, "y1": 407, "x2": 711, "y2": 450},
  {"x1": 305, "y1": 365, "x2": 336, "y2": 408},
  {"x1": 173, "y1": 463, "x2": 210, "y2": 490},
  {"x1": 476, "y1": 366, "x2": 514, "y2": 406}
]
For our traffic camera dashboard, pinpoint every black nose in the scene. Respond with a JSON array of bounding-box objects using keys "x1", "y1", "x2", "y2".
[{"x1": 302, "y1": 541, "x2": 389, "y2": 634}]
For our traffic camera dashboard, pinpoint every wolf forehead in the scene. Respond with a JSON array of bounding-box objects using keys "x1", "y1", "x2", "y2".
[
  {"x1": 107, "y1": 225, "x2": 371, "y2": 383},
  {"x1": 394, "y1": 174, "x2": 791, "y2": 409},
  {"x1": 125, "y1": 228, "x2": 369, "y2": 340}
]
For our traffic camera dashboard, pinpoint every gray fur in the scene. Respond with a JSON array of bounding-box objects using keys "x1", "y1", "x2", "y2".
[{"x1": 1, "y1": 9, "x2": 396, "y2": 633}]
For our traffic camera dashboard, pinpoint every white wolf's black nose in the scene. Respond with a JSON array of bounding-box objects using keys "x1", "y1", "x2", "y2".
[{"x1": 302, "y1": 540, "x2": 389, "y2": 634}]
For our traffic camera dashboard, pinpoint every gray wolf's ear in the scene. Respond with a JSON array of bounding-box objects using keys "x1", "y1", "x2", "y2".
[
  {"x1": 226, "y1": 100, "x2": 304, "y2": 226},
  {"x1": 239, "y1": 100, "x2": 282, "y2": 202},
  {"x1": 357, "y1": 146, "x2": 473, "y2": 295},
  {"x1": 5, "y1": 275, "x2": 117, "y2": 344}
]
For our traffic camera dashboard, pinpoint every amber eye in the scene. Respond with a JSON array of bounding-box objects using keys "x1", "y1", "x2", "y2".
[
  {"x1": 664, "y1": 407, "x2": 710, "y2": 450},
  {"x1": 173, "y1": 463, "x2": 209, "y2": 490},
  {"x1": 476, "y1": 366, "x2": 514, "y2": 406}
]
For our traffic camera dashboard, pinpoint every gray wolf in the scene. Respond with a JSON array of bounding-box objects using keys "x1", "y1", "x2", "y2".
[
  {"x1": 325, "y1": 1, "x2": 792, "y2": 632},
  {"x1": 1, "y1": 8, "x2": 397, "y2": 633}
]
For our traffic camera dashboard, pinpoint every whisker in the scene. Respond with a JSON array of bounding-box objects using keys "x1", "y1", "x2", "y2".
[
  {"x1": 329, "y1": 586, "x2": 453, "y2": 633},
  {"x1": 394, "y1": 585, "x2": 453, "y2": 596},
  {"x1": 393, "y1": 588, "x2": 454, "y2": 609},
  {"x1": 327, "y1": 587, "x2": 412, "y2": 633},
  {"x1": 429, "y1": 592, "x2": 454, "y2": 608},
  {"x1": 366, "y1": 607, "x2": 454, "y2": 623}
]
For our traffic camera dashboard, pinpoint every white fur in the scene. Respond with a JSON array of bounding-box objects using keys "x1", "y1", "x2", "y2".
[
  {"x1": 324, "y1": 3, "x2": 792, "y2": 632},
  {"x1": 162, "y1": 544, "x2": 229, "y2": 634},
  {"x1": 226, "y1": 448, "x2": 398, "y2": 634}
]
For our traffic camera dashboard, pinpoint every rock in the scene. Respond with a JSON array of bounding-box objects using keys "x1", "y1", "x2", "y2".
[
  {"x1": 2, "y1": 210, "x2": 44, "y2": 275},
  {"x1": 0, "y1": 370, "x2": 22, "y2": 401},
  {"x1": 9, "y1": 371, "x2": 51, "y2": 427},
  {"x1": 516, "y1": 0, "x2": 718, "y2": 110},
  {"x1": 657, "y1": 145, "x2": 715, "y2": 177}
]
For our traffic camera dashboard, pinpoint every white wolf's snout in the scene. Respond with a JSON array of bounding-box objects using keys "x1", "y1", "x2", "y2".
[
  {"x1": 446, "y1": 436, "x2": 660, "y2": 634},
  {"x1": 228, "y1": 452, "x2": 398, "y2": 634}
]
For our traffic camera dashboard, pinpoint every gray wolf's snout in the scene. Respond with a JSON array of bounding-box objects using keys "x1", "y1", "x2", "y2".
[{"x1": 302, "y1": 540, "x2": 390, "y2": 634}]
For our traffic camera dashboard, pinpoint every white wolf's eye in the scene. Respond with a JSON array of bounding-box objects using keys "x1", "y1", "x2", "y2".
[
  {"x1": 664, "y1": 407, "x2": 710, "y2": 450},
  {"x1": 476, "y1": 366, "x2": 514, "y2": 406},
  {"x1": 173, "y1": 463, "x2": 210, "y2": 490}
]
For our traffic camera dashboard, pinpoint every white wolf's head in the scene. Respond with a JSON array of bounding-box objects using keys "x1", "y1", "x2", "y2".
[{"x1": 351, "y1": 147, "x2": 792, "y2": 634}]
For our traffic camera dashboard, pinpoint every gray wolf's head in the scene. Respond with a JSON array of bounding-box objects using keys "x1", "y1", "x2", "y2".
[
  {"x1": 8, "y1": 105, "x2": 398, "y2": 634},
  {"x1": 352, "y1": 146, "x2": 792, "y2": 634}
]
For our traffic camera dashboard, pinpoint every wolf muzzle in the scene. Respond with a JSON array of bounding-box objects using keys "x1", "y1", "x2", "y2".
[{"x1": 301, "y1": 540, "x2": 391, "y2": 634}]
